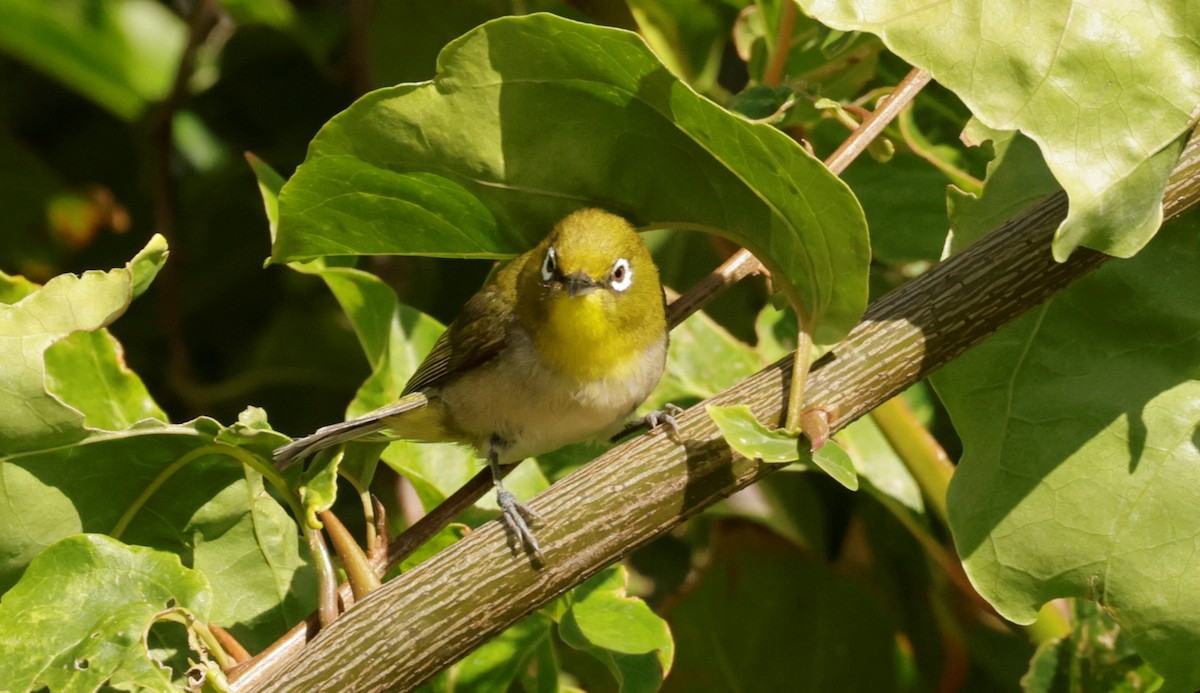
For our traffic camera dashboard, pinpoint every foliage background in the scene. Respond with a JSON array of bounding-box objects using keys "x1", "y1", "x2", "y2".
[{"x1": 0, "y1": 0, "x2": 1196, "y2": 691}]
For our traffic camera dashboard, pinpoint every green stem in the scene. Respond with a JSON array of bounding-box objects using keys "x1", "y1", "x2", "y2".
[
  {"x1": 306, "y1": 526, "x2": 340, "y2": 627},
  {"x1": 156, "y1": 607, "x2": 233, "y2": 672},
  {"x1": 784, "y1": 327, "x2": 813, "y2": 433},
  {"x1": 870, "y1": 396, "x2": 954, "y2": 525},
  {"x1": 111, "y1": 445, "x2": 223, "y2": 539},
  {"x1": 897, "y1": 105, "x2": 983, "y2": 193},
  {"x1": 320, "y1": 509, "x2": 381, "y2": 600}
]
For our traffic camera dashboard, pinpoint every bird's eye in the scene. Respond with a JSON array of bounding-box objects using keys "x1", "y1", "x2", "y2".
[
  {"x1": 541, "y1": 247, "x2": 558, "y2": 282},
  {"x1": 610, "y1": 258, "x2": 633, "y2": 292}
]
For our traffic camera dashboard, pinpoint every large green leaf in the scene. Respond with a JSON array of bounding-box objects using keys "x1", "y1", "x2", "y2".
[
  {"x1": 933, "y1": 210, "x2": 1200, "y2": 688},
  {"x1": 0, "y1": 415, "x2": 314, "y2": 652},
  {"x1": 0, "y1": 0, "x2": 186, "y2": 120},
  {"x1": 663, "y1": 520, "x2": 898, "y2": 691},
  {"x1": 799, "y1": 0, "x2": 1200, "y2": 261},
  {"x1": 0, "y1": 534, "x2": 212, "y2": 692},
  {"x1": 274, "y1": 12, "x2": 869, "y2": 349},
  {"x1": 0, "y1": 234, "x2": 167, "y2": 455}
]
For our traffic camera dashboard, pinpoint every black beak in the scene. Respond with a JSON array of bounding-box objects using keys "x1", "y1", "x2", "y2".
[{"x1": 564, "y1": 272, "x2": 597, "y2": 297}]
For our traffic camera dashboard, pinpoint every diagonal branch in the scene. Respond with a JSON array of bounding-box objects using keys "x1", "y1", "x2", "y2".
[{"x1": 247, "y1": 129, "x2": 1200, "y2": 692}]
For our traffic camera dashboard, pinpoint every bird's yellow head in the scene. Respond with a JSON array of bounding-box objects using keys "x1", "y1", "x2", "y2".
[{"x1": 516, "y1": 209, "x2": 666, "y2": 382}]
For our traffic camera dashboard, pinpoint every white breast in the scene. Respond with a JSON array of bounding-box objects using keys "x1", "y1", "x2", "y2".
[{"x1": 434, "y1": 327, "x2": 667, "y2": 464}]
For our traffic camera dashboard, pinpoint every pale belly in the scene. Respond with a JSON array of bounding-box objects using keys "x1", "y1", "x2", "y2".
[{"x1": 432, "y1": 329, "x2": 667, "y2": 464}]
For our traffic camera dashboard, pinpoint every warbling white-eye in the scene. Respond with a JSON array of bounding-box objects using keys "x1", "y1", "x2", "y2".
[{"x1": 275, "y1": 208, "x2": 673, "y2": 558}]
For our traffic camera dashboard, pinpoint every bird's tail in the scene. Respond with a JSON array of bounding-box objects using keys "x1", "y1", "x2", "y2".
[{"x1": 274, "y1": 392, "x2": 430, "y2": 469}]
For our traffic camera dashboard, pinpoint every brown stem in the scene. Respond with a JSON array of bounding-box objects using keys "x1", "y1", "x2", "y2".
[
  {"x1": 209, "y1": 624, "x2": 252, "y2": 665},
  {"x1": 762, "y1": 0, "x2": 798, "y2": 87}
]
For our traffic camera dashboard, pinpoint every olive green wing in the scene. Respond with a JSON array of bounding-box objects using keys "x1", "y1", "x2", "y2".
[{"x1": 402, "y1": 257, "x2": 524, "y2": 395}]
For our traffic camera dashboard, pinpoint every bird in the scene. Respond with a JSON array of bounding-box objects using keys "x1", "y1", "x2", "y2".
[{"x1": 274, "y1": 208, "x2": 674, "y2": 559}]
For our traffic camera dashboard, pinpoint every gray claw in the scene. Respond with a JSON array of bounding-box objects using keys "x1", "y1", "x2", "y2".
[
  {"x1": 644, "y1": 403, "x2": 685, "y2": 442},
  {"x1": 496, "y1": 487, "x2": 544, "y2": 560}
]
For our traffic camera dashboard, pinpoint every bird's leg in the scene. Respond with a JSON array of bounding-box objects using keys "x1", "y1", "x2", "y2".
[{"x1": 488, "y1": 435, "x2": 545, "y2": 561}]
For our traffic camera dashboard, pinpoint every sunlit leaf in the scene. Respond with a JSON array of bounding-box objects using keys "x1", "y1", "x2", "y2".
[
  {"x1": 799, "y1": 0, "x2": 1200, "y2": 260},
  {"x1": 0, "y1": 234, "x2": 167, "y2": 455},
  {"x1": 560, "y1": 566, "x2": 674, "y2": 692},
  {"x1": 933, "y1": 211, "x2": 1200, "y2": 688},
  {"x1": 0, "y1": 534, "x2": 211, "y2": 692},
  {"x1": 707, "y1": 403, "x2": 859, "y2": 490}
]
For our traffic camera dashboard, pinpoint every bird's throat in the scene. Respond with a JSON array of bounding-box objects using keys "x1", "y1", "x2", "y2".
[{"x1": 532, "y1": 295, "x2": 643, "y2": 382}]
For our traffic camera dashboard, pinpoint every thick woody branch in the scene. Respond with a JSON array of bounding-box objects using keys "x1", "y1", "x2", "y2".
[{"x1": 249, "y1": 131, "x2": 1200, "y2": 691}]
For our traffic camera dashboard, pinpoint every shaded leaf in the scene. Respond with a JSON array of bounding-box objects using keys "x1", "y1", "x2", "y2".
[
  {"x1": 0, "y1": 534, "x2": 211, "y2": 692},
  {"x1": 945, "y1": 123, "x2": 1062, "y2": 256},
  {"x1": 663, "y1": 519, "x2": 897, "y2": 691},
  {"x1": 799, "y1": 0, "x2": 1200, "y2": 260},
  {"x1": 1024, "y1": 600, "x2": 1164, "y2": 693},
  {"x1": 274, "y1": 13, "x2": 869, "y2": 349}
]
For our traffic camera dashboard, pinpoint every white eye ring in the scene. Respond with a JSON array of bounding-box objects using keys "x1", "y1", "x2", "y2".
[
  {"x1": 541, "y1": 247, "x2": 558, "y2": 282},
  {"x1": 610, "y1": 258, "x2": 633, "y2": 292}
]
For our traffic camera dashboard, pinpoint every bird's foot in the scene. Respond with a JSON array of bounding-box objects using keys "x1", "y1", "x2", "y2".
[
  {"x1": 612, "y1": 403, "x2": 685, "y2": 443},
  {"x1": 496, "y1": 486, "x2": 545, "y2": 562},
  {"x1": 642, "y1": 403, "x2": 684, "y2": 442}
]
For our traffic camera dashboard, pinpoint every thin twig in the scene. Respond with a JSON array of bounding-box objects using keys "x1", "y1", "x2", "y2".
[
  {"x1": 209, "y1": 624, "x2": 252, "y2": 665},
  {"x1": 665, "y1": 67, "x2": 933, "y2": 330},
  {"x1": 762, "y1": 0, "x2": 798, "y2": 87}
]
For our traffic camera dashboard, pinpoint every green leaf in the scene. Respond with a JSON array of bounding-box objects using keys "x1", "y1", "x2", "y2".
[
  {"x1": 44, "y1": 329, "x2": 168, "y2": 431},
  {"x1": 1023, "y1": 600, "x2": 1164, "y2": 693},
  {"x1": 799, "y1": 0, "x2": 1200, "y2": 260},
  {"x1": 0, "y1": 534, "x2": 212, "y2": 692},
  {"x1": 451, "y1": 615, "x2": 553, "y2": 691},
  {"x1": 627, "y1": 0, "x2": 744, "y2": 92},
  {"x1": 706, "y1": 403, "x2": 859, "y2": 490},
  {"x1": 275, "y1": 12, "x2": 869, "y2": 349},
  {"x1": 560, "y1": 566, "x2": 674, "y2": 692},
  {"x1": 837, "y1": 414, "x2": 923, "y2": 513},
  {"x1": 945, "y1": 123, "x2": 1062, "y2": 256},
  {"x1": 0, "y1": 234, "x2": 167, "y2": 455},
  {"x1": 663, "y1": 520, "x2": 898, "y2": 691},
  {"x1": 0, "y1": 0, "x2": 187, "y2": 120},
  {"x1": 649, "y1": 308, "x2": 764, "y2": 408},
  {"x1": 0, "y1": 420, "x2": 312, "y2": 652},
  {"x1": 932, "y1": 210, "x2": 1200, "y2": 688}
]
